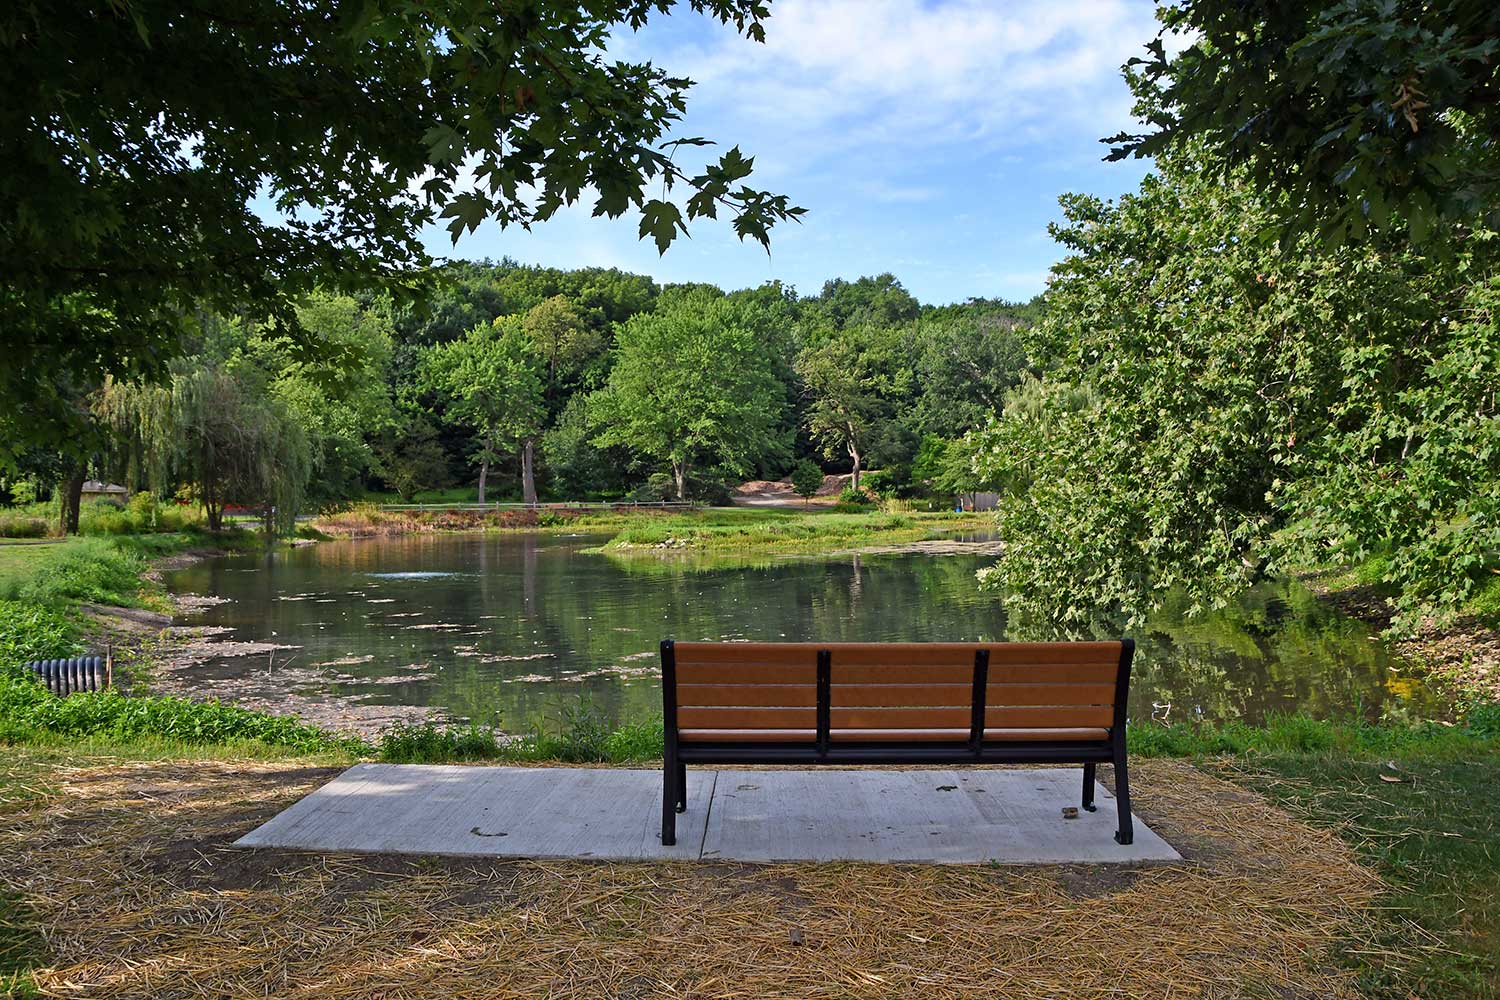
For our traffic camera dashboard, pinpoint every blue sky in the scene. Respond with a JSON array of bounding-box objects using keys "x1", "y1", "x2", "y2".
[{"x1": 432, "y1": 1, "x2": 1166, "y2": 305}]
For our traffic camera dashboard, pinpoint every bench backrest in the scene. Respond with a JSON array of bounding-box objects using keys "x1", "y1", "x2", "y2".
[{"x1": 664, "y1": 640, "x2": 1131, "y2": 745}]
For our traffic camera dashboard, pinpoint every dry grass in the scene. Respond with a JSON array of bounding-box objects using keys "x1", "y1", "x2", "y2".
[{"x1": 0, "y1": 752, "x2": 1385, "y2": 999}]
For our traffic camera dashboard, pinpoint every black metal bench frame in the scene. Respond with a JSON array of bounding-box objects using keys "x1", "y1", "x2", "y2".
[{"x1": 659, "y1": 638, "x2": 1136, "y2": 846}]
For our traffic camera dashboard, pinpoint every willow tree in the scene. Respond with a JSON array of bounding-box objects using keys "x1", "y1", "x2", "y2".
[{"x1": 97, "y1": 365, "x2": 311, "y2": 534}]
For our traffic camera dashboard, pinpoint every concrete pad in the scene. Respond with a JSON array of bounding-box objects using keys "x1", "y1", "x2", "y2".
[
  {"x1": 236, "y1": 764, "x2": 1179, "y2": 864},
  {"x1": 702, "y1": 769, "x2": 1178, "y2": 864},
  {"x1": 235, "y1": 763, "x2": 713, "y2": 860}
]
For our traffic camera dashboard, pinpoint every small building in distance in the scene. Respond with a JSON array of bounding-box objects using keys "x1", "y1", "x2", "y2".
[
  {"x1": 957, "y1": 491, "x2": 999, "y2": 512},
  {"x1": 80, "y1": 481, "x2": 129, "y2": 503}
]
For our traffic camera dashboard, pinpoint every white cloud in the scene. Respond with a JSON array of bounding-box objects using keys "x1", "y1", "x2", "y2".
[{"x1": 633, "y1": 0, "x2": 1159, "y2": 156}]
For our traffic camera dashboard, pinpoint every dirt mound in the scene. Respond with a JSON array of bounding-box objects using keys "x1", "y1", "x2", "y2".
[{"x1": 734, "y1": 473, "x2": 856, "y2": 499}]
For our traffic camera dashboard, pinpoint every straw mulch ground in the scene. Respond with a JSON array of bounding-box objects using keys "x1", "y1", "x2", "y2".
[{"x1": 0, "y1": 753, "x2": 1384, "y2": 999}]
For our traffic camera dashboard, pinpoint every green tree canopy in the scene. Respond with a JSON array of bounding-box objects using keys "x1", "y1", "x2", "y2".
[
  {"x1": 794, "y1": 332, "x2": 893, "y2": 492},
  {"x1": 1110, "y1": 0, "x2": 1500, "y2": 245},
  {"x1": 420, "y1": 323, "x2": 546, "y2": 504},
  {"x1": 590, "y1": 291, "x2": 787, "y2": 499},
  {"x1": 976, "y1": 147, "x2": 1499, "y2": 634},
  {"x1": 1, "y1": 0, "x2": 800, "y2": 464}
]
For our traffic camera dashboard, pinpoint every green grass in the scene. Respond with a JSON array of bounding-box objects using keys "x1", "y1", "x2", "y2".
[
  {"x1": 0, "y1": 671, "x2": 368, "y2": 755},
  {"x1": 1129, "y1": 708, "x2": 1500, "y2": 758},
  {"x1": 1229, "y1": 751, "x2": 1499, "y2": 997},
  {"x1": 1137, "y1": 710, "x2": 1500, "y2": 997},
  {"x1": 0, "y1": 529, "x2": 257, "y2": 610},
  {"x1": 378, "y1": 704, "x2": 664, "y2": 765},
  {"x1": 599, "y1": 509, "x2": 991, "y2": 554}
]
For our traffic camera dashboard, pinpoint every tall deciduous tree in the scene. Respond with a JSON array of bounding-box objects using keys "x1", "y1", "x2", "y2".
[
  {"x1": 1, "y1": 0, "x2": 801, "y2": 464},
  {"x1": 590, "y1": 291, "x2": 786, "y2": 500},
  {"x1": 795, "y1": 335, "x2": 889, "y2": 492},
  {"x1": 421, "y1": 325, "x2": 546, "y2": 504}
]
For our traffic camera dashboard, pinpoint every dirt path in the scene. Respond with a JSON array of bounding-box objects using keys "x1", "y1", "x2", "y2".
[{"x1": 0, "y1": 751, "x2": 1383, "y2": 999}]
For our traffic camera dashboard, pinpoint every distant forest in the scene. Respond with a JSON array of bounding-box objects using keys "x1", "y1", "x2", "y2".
[{"x1": 4, "y1": 264, "x2": 1039, "y2": 519}]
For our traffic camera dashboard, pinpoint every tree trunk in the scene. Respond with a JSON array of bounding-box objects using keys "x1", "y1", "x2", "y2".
[
  {"x1": 520, "y1": 439, "x2": 537, "y2": 506},
  {"x1": 847, "y1": 437, "x2": 862, "y2": 493},
  {"x1": 477, "y1": 454, "x2": 489, "y2": 505},
  {"x1": 58, "y1": 465, "x2": 86, "y2": 535},
  {"x1": 672, "y1": 459, "x2": 688, "y2": 502}
]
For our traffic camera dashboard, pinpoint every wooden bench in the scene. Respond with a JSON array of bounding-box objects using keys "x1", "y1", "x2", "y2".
[{"x1": 659, "y1": 639, "x2": 1137, "y2": 846}]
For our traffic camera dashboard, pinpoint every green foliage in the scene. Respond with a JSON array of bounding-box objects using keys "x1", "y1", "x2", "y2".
[
  {"x1": 372, "y1": 414, "x2": 453, "y2": 503},
  {"x1": 0, "y1": 516, "x2": 48, "y2": 539},
  {"x1": 420, "y1": 322, "x2": 547, "y2": 501},
  {"x1": 377, "y1": 720, "x2": 506, "y2": 764},
  {"x1": 790, "y1": 460, "x2": 824, "y2": 504},
  {"x1": 591, "y1": 290, "x2": 788, "y2": 499},
  {"x1": 78, "y1": 494, "x2": 198, "y2": 536},
  {"x1": 97, "y1": 361, "x2": 312, "y2": 534},
  {"x1": 0, "y1": 674, "x2": 365, "y2": 754},
  {"x1": 2, "y1": 0, "x2": 801, "y2": 463},
  {"x1": 0, "y1": 602, "x2": 79, "y2": 668},
  {"x1": 976, "y1": 148, "x2": 1499, "y2": 633},
  {"x1": 377, "y1": 708, "x2": 665, "y2": 764},
  {"x1": 0, "y1": 538, "x2": 146, "y2": 607},
  {"x1": 795, "y1": 332, "x2": 892, "y2": 491},
  {"x1": 837, "y1": 485, "x2": 875, "y2": 507},
  {"x1": 1112, "y1": 0, "x2": 1500, "y2": 246}
]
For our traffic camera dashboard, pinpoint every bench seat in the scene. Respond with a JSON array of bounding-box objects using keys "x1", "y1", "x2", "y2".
[
  {"x1": 680, "y1": 727, "x2": 1112, "y2": 743},
  {"x1": 661, "y1": 639, "x2": 1137, "y2": 847}
]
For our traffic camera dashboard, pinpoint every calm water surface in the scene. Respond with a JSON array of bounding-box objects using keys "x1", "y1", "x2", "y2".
[{"x1": 163, "y1": 532, "x2": 1432, "y2": 728}]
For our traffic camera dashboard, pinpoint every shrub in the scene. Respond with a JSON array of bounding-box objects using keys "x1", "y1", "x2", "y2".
[
  {"x1": 1467, "y1": 702, "x2": 1500, "y2": 740},
  {"x1": 837, "y1": 484, "x2": 875, "y2": 507},
  {"x1": 0, "y1": 538, "x2": 146, "y2": 606},
  {"x1": 790, "y1": 460, "x2": 824, "y2": 506},
  {"x1": 0, "y1": 515, "x2": 49, "y2": 539},
  {"x1": 378, "y1": 720, "x2": 504, "y2": 763},
  {"x1": 0, "y1": 602, "x2": 79, "y2": 670}
]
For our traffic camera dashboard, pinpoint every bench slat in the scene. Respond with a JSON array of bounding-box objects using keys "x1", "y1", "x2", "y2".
[
  {"x1": 829, "y1": 707, "x2": 971, "y2": 729},
  {"x1": 673, "y1": 641, "x2": 1123, "y2": 667},
  {"x1": 828, "y1": 683, "x2": 972, "y2": 707},
  {"x1": 678, "y1": 683, "x2": 817, "y2": 707},
  {"x1": 986, "y1": 706, "x2": 1114, "y2": 728},
  {"x1": 673, "y1": 643, "x2": 823, "y2": 665},
  {"x1": 984, "y1": 682, "x2": 1116, "y2": 707},
  {"x1": 678, "y1": 706, "x2": 817, "y2": 729},
  {"x1": 676, "y1": 663, "x2": 816, "y2": 684},
  {"x1": 822, "y1": 682, "x2": 1117, "y2": 708},
  {"x1": 680, "y1": 729, "x2": 818, "y2": 743},
  {"x1": 829, "y1": 728, "x2": 970, "y2": 742},
  {"x1": 828, "y1": 663, "x2": 1120, "y2": 684}
]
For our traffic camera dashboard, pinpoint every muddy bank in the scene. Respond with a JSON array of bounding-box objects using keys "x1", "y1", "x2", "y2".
[
  {"x1": 76, "y1": 549, "x2": 447, "y2": 738},
  {"x1": 1303, "y1": 575, "x2": 1499, "y2": 705}
]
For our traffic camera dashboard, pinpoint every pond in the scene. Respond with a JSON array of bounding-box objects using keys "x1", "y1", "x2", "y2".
[{"x1": 161, "y1": 531, "x2": 1435, "y2": 732}]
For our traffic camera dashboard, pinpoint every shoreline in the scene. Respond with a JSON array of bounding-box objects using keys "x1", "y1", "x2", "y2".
[{"x1": 1300, "y1": 571, "x2": 1499, "y2": 706}]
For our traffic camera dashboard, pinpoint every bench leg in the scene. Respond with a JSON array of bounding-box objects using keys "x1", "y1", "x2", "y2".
[
  {"x1": 676, "y1": 760, "x2": 687, "y2": 813},
  {"x1": 1081, "y1": 762, "x2": 1096, "y2": 812},
  {"x1": 661, "y1": 756, "x2": 678, "y2": 846},
  {"x1": 1112, "y1": 750, "x2": 1134, "y2": 846}
]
